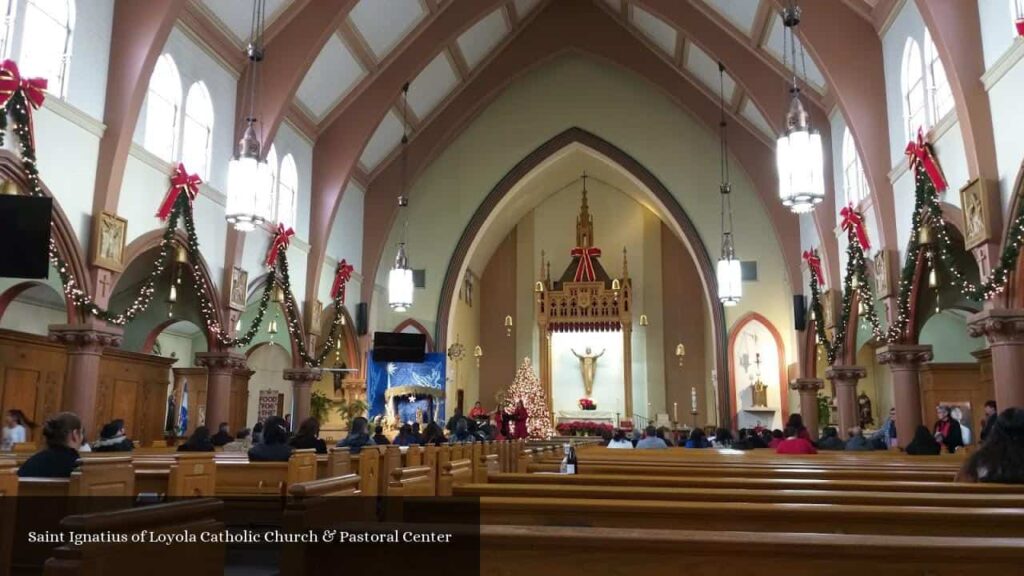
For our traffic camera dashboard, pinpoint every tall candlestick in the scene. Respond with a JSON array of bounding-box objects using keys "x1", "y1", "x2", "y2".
[
  {"x1": 673, "y1": 402, "x2": 678, "y2": 422},
  {"x1": 691, "y1": 386, "x2": 697, "y2": 412}
]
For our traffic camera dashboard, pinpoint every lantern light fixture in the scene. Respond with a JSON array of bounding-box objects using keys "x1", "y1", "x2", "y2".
[{"x1": 715, "y1": 62, "x2": 742, "y2": 307}]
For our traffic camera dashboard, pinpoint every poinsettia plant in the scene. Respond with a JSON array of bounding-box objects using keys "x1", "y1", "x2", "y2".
[
  {"x1": 555, "y1": 420, "x2": 613, "y2": 436},
  {"x1": 578, "y1": 398, "x2": 596, "y2": 410}
]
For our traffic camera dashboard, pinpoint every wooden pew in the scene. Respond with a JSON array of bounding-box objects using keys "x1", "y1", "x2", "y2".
[
  {"x1": 438, "y1": 459, "x2": 473, "y2": 497},
  {"x1": 214, "y1": 449, "x2": 317, "y2": 497},
  {"x1": 350, "y1": 449, "x2": 380, "y2": 496},
  {"x1": 41, "y1": 499, "x2": 225, "y2": 576},
  {"x1": 486, "y1": 472, "x2": 1024, "y2": 494},
  {"x1": 387, "y1": 466, "x2": 435, "y2": 497},
  {"x1": 479, "y1": 525, "x2": 1024, "y2": 575},
  {"x1": 405, "y1": 445, "x2": 424, "y2": 467},
  {"x1": 319, "y1": 447, "x2": 351, "y2": 479},
  {"x1": 0, "y1": 460, "x2": 16, "y2": 576},
  {"x1": 133, "y1": 453, "x2": 217, "y2": 497},
  {"x1": 455, "y1": 482, "x2": 1024, "y2": 508},
  {"x1": 377, "y1": 445, "x2": 401, "y2": 497},
  {"x1": 281, "y1": 474, "x2": 373, "y2": 576},
  {"x1": 528, "y1": 462, "x2": 958, "y2": 482},
  {"x1": 473, "y1": 497, "x2": 1024, "y2": 537}
]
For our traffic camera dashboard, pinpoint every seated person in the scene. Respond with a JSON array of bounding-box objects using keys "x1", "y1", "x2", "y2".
[
  {"x1": 177, "y1": 426, "x2": 215, "y2": 452},
  {"x1": 905, "y1": 425, "x2": 941, "y2": 456},
  {"x1": 336, "y1": 416, "x2": 376, "y2": 454},
  {"x1": 372, "y1": 424, "x2": 390, "y2": 446},
  {"x1": 636, "y1": 425, "x2": 668, "y2": 449},
  {"x1": 289, "y1": 417, "x2": 327, "y2": 454},
  {"x1": 468, "y1": 401, "x2": 488, "y2": 421},
  {"x1": 393, "y1": 424, "x2": 419, "y2": 446},
  {"x1": 421, "y1": 422, "x2": 447, "y2": 446},
  {"x1": 449, "y1": 418, "x2": 476, "y2": 444},
  {"x1": 844, "y1": 427, "x2": 874, "y2": 451},
  {"x1": 959, "y1": 408, "x2": 1024, "y2": 483},
  {"x1": 222, "y1": 428, "x2": 252, "y2": 452},
  {"x1": 767, "y1": 429, "x2": 784, "y2": 449},
  {"x1": 18, "y1": 412, "x2": 84, "y2": 478},
  {"x1": 683, "y1": 428, "x2": 710, "y2": 449},
  {"x1": 655, "y1": 427, "x2": 674, "y2": 447},
  {"x1": 248, "y1": 416, "x2": 292, "y2": 462},
  {"x1": 776, "y1": 426, "x2": 817, "y2": 454},
  {"x1": 816, "y1": 426, "x2": 845, "y2": 451},
  {"x1": 92, "y1": 419, "x2": 133, "y2": 452},
  {"x1": 607, "y1": 428, "x2": 633, "y2": 449},
  {"x1": 210, "y1": 422, "x2": 233, "y2": 447},
  {"x1": 411, "y1": 422, "x2": 424, "y2": 444}
]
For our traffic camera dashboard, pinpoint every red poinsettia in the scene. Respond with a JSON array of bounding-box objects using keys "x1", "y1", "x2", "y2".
[{"x1": 578, "y1": 398, "x2": 596, "y2": 410}]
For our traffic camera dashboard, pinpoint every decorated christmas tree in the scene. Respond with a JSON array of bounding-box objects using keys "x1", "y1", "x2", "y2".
[{"x1": 504, "y1": 357, "x2": 553, "y2": 439}]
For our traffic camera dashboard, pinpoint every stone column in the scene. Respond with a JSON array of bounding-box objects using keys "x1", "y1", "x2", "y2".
[
  {"x1": 825, "y1": 366, "x2": 867, "y2": 435},
  {"x1": 48, "y1": 324, "x2": 123, "y2": 438},
  {"x1": 195, "y1": 352, "x2": 246, "y2": 431},
  {"x1": 876, "y1": 344, "x2": 933, "y2": 449},
  {"x1": 789, "y1": 378, "x2": 823, "y2": 440},
  {"x1": 968, "y1": 309, "x2": 1024, "y2": 410},
  {"x1": 283, "y1": 367, "x2": 322, "y2": 425}
]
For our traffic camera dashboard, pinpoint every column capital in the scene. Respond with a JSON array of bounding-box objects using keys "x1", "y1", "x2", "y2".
[
  {"x1": 967, "y1": 309, "x2": 1024, "y2": 345},
  {"x1": 825, "y1": 365, "x2": 867, "y2": 382},
  {"x1": 789, "y1": 378, "x2": 823, "y2": 393},
  {"x1": 48, "y1": 324, "x2": 123, "y2": 352},
  {"x1": 194, "y1": 351, "x2": 247, "y2": 372},
  {"x1": 283, "y1": 367, "x2": 323, "y2": 384},
  {"x1": 876, "y1": 344, "x2": 933, "y2": 366}
]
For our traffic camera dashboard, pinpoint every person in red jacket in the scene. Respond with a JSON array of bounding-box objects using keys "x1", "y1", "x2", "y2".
[
  {"x1": 776, "y1": 426, "x2": 817, "y2": 455},
  {"x1": 512, "y1": 399, "x2": 529, "y2": 439}
]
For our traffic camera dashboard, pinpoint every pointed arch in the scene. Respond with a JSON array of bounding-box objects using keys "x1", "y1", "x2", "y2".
[
  {"x1": 727, "y1": 311, "x2": 789, "y2": 431},
  {"x1": 393, "y1": 318, "x2": 435, "y2": 353}
]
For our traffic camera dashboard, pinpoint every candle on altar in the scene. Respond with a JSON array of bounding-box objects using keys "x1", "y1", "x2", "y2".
[
  {"x1": 673, "y1": 402, "x2": 678, "y2": 422},
  {"x1": 690, "y1": 386, "x2": 697, "y2": 412}
]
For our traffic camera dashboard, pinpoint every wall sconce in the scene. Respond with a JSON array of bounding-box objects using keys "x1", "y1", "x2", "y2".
[
  {"x1": 473, "y1": 345, "x2": 483, "y2": 367},
  {"x1": 639, "y1": 314, "x2": 649, "y2": 327},
  {"x1": 675, "y1": 343, "x2": 686, "y2": 366},
  {"x1": 504, "y1": 315, "x2": 513, "y2": 337},
  {"x1": 267, "y1": 318, "x2": 279, "y2": 335},
  {"x1": 534, "y1": 281, "x2": 545, "y2": 293},
  {"x1": 611, "y1": 278, "x2": 621, "y2": 291},
  {"x1": 167, "y1": 284, "x2": 178, "y2": 304}
]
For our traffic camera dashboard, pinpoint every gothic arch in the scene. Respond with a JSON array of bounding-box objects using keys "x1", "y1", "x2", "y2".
[
  {"x1": 393, "y1": 318, "x2": 435, "y2": 353},
  {"x1": 727, "y1": 312, "x2": 789, "y2": 430}
]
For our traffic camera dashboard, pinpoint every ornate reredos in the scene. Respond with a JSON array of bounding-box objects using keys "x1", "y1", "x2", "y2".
[{"x1": 535, "y1": 175, "x2": 633, "y2": 332}]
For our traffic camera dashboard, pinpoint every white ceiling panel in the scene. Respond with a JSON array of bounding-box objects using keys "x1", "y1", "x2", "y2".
[
  {"x1": 359, "y1": 110, "x2": 405, "y2": 172},
  {"x1": 631, "y1": 6, "x2": 677, "y2": 56},
  {"x1": 200, "y1": 0, "x2": 292, "y2": 46},
  {"x1": 456, "y1": 9, "x2": 510, "y2": 70},
  {"x1": 741, "y1": 99, "x2": 776, "y2": 138},
  {"x1": 408, "y1": 52, "x2": 459, "y2": 120},
  {"x1": 700, "y1": 0, "x2": 760, "y2": 37},
  {"x1": 685, "y1": 43, "x2": 737, "y2": 102},
  {"x1": 349, "y1": 0, "x2": 426, "y2": 60},
  {"x1": 513, "y1": 0, "x2": 542, "y2": 20},
  {"x1": 296, "y1": 34, "x2": 366, "y2": 120},
  {"x1": 763, "y1": 15, "x2": 827, "y2": 92}
]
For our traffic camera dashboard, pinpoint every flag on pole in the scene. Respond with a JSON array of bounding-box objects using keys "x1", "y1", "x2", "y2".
[{"x1": 178, "y1": 381, "x2": 189, "y2": 435}]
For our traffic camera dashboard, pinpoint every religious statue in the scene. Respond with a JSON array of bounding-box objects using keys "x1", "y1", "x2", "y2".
[
  {"x1": 751, "y1": 379, "x2": 768, "y2": 408},
  {"x1": 571, "y1": 347, "x2": 605, "y2": 396},
  {"x1": 858, "y1": 392, "x2": 874, "y2": 428}
]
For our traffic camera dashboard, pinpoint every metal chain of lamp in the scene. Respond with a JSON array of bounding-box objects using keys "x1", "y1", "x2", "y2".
[
  {"x1": 225, "y1": 0, "x2": 272, "y2": 231},
  {"x1": 388, "y1": 82, "x2": 415, "y2": 312},
  {"x1": 776, "y1": 2, "x2": 825, "y2": 214},
  {"x1": 716, "y1": 62, "x2": 741, "y2": 307}
]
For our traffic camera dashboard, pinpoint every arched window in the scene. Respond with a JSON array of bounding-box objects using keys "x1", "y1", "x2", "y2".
[
  {"x1": 277, "y1": 154, "x2": 298, "y2": 228},
  {"x1": 181, "y1": 82, "x2": 213, "y2": 179},
  {"x1": 259, "y1": 145, "x2": 278, "y2": 223},
  {"x1": 144, "y1": 54, "x2": 182, "y2": 162},
  {"x1": 19, "y1": 0, "x2": 74, "y2": 97},
  {"x1": 923, "y1": 30, "x2": 954, "y2": 124},
  {"x1": 842, "y1": 128, "x2": 869, "y2": 205},
  {"x1": 901, "y1": 38, "x2": 925, "y2": 141}
]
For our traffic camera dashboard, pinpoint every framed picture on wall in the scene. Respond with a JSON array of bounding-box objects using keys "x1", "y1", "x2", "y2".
[
  {"x1": 960, "y1": 178, "x2": 991, "y2": 250},
  {"x1": 91, "y1": 211, "x2": 127, "y2": 272},
  {"x1": 306, "y1": 299, "x2": 323, "y2": 336},
  {"x1": 873, "y1": 250, "x2": 892, "y2": 299},
  {"x1": 228, "y1": 267, "x2": 248, "y2": 311}
]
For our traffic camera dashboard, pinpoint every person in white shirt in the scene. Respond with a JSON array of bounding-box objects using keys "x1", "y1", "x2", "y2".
[
  {"x1": 607, "y1": 428, "x2": 634, "y2": 449},
  {"x1": 2, "y1": 409, "x2": 34, "y2": 451}
]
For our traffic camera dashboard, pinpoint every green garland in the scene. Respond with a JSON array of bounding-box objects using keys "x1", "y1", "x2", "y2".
[{"x1": 277, "y1": 249, "x2": 347, "y2": 367}]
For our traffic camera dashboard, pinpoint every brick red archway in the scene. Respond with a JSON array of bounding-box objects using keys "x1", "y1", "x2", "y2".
[{"x1": 727, "y1": 312, "x2": 789, "y2": 431}]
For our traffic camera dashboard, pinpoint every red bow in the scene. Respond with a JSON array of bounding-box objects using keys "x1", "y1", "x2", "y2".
[
  {"x1": 265, "y1": 224, "x2": 294, "y2": 267},
  {"x1": 0, "y1": 59, "x2": 48, "y2": 150},
  {"x1": 570, "y1": 246, "x2": 601, "y2": 282},
  {"x1": 840, "y1": 204, "x2": 871, "y2": 251},
  {"x1": 157, "y1": 163, "x2": 202, "y2": 220},
  {"x1": 803, "y1": 250, "x2": 824, "y2": 286},
  {"x1": 904, "y1": 128, "x2": 947, "y2": 192},
  {"x1": 330, "y1": 259, "x2": 354, "y2": 302}
]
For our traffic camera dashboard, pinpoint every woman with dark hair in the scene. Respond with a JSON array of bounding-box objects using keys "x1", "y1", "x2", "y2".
[
  {"x1": 249, "y1": 416, "x2": 293, "y2": 461},
  {"x1": 252, "y1": 421, "x2": 264, "y2": 444},
  {"x1": 93, "y1": 419, "x2": 134, "y2": 452},
  {"x1": 372, "y1": 425, "x2": 390, "y2": 446},
  {"x1": 607, "y1": 428, "x2": 632, "y2": 449},
  {"x1": 393, "y1": 424, "x2": 418, "y2": 446},
  {"x1": 18, "y1": 412, "x2": 84, "y2": 478},
  {"x1": 933, "y1": 405, "x2": 964, "y2": 454},
  {"x1": 768, "y1": 429, "x2": 784, "y2": 449},
  {"x1": 786, "y1": 413, "x2": 811, "y2": 441},
  {"x1": 177, "y1": 426, "x2": 215, "y2": 452},
  {"x1": 712, "y1": 428, "x2": 733, "y2": 448},
  {"x1": 336, "y1": 416, "x2": 376, "y2": 454},
  {"x1": 289, "y1": 417, "x2": 327, "y2": 454},
  {"x1": 421, "y1": 422, "x2": 447, "y2": 446},
  {"x1": 905, "y1": 425, "x2": 941, "y2": 456},
  {"x1": 959, "y1": 408, "x2": 1024, "y2": 483},
  {"x1": 684, "y1": 428, "x2": 710, "y2": 449},
  {"x1": 2, "y1": 408, "x2": 35, "y2": 451}
]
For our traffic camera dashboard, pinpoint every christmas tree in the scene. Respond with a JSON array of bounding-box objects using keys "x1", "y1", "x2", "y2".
[{"x1": 504, "y1": 357, "x2": 553, "y2": 439}]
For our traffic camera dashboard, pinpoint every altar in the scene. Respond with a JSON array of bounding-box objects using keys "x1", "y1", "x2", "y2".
[{"x1": 556, "y1": 410, "x2": 618, "y2": 426}]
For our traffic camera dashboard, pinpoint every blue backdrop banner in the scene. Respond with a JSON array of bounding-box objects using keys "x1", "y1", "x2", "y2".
[{"x1": 367, "y1": 352, "x2": 446, "y2": 423}]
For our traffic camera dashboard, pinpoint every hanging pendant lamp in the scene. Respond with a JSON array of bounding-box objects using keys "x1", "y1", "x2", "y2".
[
  {"x1": 388, "y1": 82, "x2": 415, "y2": 312},
  {"x1": 716, "y1": 62, "x2": 742, "y2": 307}
]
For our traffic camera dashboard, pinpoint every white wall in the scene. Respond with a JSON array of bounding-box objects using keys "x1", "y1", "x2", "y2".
[{"x1": 246, "y1": 343, "x2": 293, "y2": 427}]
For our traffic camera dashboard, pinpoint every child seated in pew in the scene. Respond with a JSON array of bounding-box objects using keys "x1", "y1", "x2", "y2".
[
  {"x1": 959, "y1": 407, "x2": 1024, "y2": 484},
  {"x1": 905, "y1": 425, "x2": 942, "y2": 456},
  {"x1": 2, "y1": 408, "x2": 34, "y2": 451},
  {"x1": 178, "y1": 426, "x2": 215, "y2": 452},
  {"x1": 249, "y1": 416, "x2": 293, "y2": 462},
  {"x1": 222, "y1": 428, "x2": 252, "y2": 452},
  {"x1": 290, "y1": 418, "x2": 327, "y2": 454},
  {"x1": 92, "y1": 419, "x2": 134, "y2": 452},
  {"x1": 775, "y1": 426, "x2": 816, "y2": 455},
  {"x1": 337, "y1": 417, "x2": 376, "y2": 454},
  {"x1": 18, "y1": 412, "x2": 84, "y2": 478}
]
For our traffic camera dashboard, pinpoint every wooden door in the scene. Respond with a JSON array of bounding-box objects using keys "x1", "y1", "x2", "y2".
[
  {"x1": 111, "y1": 379, "x2": 139, "y2": 439},
  {"x1": 1, "y1": 368, "x2": 39, "y2": 442}
]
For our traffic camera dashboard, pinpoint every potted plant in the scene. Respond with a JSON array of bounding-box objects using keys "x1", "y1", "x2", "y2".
[
  {"x1": 578, "y1": 398, "x2": 596, "y2": 411},
  {"x1": 309, "y1": 390, "x2": 332, "y2": 423},
  {"x1": 336, "y1": 398, "x2": 368, "y2": 429},
  {"x1": 817, "y1": 393, "x2": 831, "y2": 427}
]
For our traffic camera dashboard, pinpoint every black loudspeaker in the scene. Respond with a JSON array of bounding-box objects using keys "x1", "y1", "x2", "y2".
[
  {"x1": 355, "y1": 302, "x2": 368, "y2": 336},
  {"x1": 0, "y1": 195, "x2": 52, "y2": 279},
  {"x1": 372, "y1": 331, "x2": 426, "y2": 363},
  {"x1": 793, "y1": 294, "x2": 807, "y2": 331}
]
